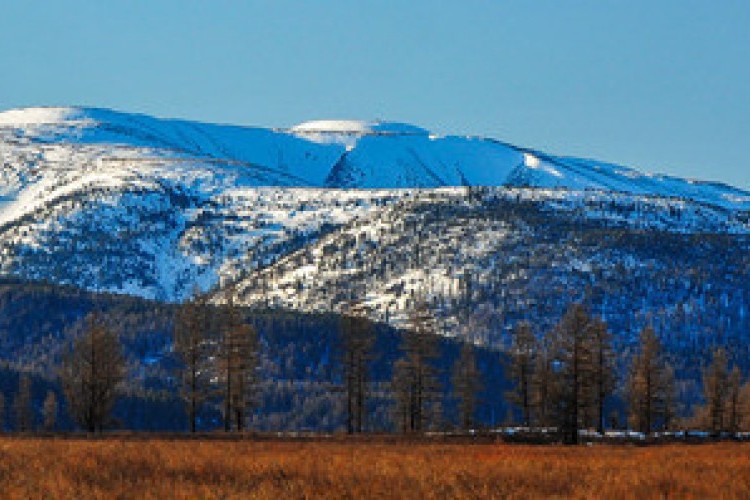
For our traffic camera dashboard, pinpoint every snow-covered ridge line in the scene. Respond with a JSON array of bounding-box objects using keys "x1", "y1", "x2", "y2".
[
  {"x1": 1, "y1": 105, "x2": 749, "y2": 212},
  {"x1": 288, "y1": 119, "x2": 429, "y2": 136}
]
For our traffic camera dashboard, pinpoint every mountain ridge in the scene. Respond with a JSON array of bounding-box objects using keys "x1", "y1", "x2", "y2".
[
  {"x1": 2, "y1": 105, "x2": 748, "y2": 209},
  {"x1": 1, "y1": 106, "x2": 749, "y2": 334}
]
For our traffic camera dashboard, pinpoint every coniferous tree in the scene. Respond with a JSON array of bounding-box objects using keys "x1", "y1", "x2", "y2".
[
  {"x1": 59, "y1": 313, "x2": 125, "y2": 433},
  {"x1": 391, "y1": 303, "x2": 441, "y2": 433},
  {"x1": 506, "y1": 321, "x2": 536, "y2": 426},
  {"x1": 739, "y1": 381, "x2": 750, "y2": 432},
  {"x1": 43, "y1": 391, "x2": 57, "y2": 432},
  {"x1": 551, "y1": 303, "x2": 595, "y2": 444},
  {"x1": 662, "y1": 363, "x2": 679, "y2": 431},
  {"x1": 14, "y1": 374, "x2": 33, "y2": 432},
  {"x1": 726, "y1": 366, "x2": 742, "y2": 435},
  {"x1": 392, "y1": 357, "x2": 414, "y2": 433},
  {"x1": 703, "y1": 347, "x2": 729, "y2": 436},
  {"x1": 452, "y1": 342, "x2": 482, "y2": 431},
  {"x1": 173, "y1": 293, "x2": 211, "y2": 433},
  {"x1": 626, "y1": 326, "x2": 670, "y2": 436},
  {"x1": 530, "y1": 332, "x2": 557, "y2": 428},
  {"x1": 340, "y1": 304, "x2": 375, "y2": 434},
  {"x1": 217, "y1": 299, "x2": 258, "y2": 432},
  {"x1": 588, "y1": 318, "x2": 615, "y2": 434}
]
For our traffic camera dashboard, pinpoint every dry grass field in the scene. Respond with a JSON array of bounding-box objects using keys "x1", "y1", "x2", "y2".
[{"x1": 1, "y1": 437, "x2": 749, "y2": 499}]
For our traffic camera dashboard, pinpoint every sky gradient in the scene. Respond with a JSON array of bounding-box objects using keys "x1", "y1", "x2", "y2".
[{"x1": 1, "y1": 1, "x2": 748, "y2": 188}]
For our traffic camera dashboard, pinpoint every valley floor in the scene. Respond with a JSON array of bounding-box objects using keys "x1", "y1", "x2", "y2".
[{"x1": 0, "y1": 438, "x2": 749, "y2": 498}]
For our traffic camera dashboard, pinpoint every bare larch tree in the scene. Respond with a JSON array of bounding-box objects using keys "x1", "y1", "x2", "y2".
[
  {"x1": 702, "y1": 347, "x2": 729, "y2": 436},
  {"x1": 507, "y1": 321, "x2": 536, "y2": 426},
  {"x1": 452, "y1": 342, "x2": 482, "y2": 431},
  {"x1": 392, "y1": 303, "x2": 441, "y2": 433},
  {"x1": 339, "y1": 303, "x2": 375, "y2": 434},
  {"x1": 551, "y1": 303, "x2": 595, "y2": 444},
  {"x1": 217, "y1": 298, "x2": 258, "y2": 432},
  {"x1": 173, "y1": 293, "x2": 211, "y2": 433},
  {"x1": 587, "y1": 318, "x2": 615, "y2": 435},
  {"x1": 43, "y1": 391, "x2": 57, "y2": 432},
  {"x1": 530, "y1": 331, "x2": 558, "y2": 428},
  {"x1": 726, "y1": 365, "x2": 743, "y2": 435},
  {"x1": 626, "y1": 326, "x2": 672, "y2": 435},
  {"x1": 14, "y1": 374, "x2": 33, "y2": 432},
  {"x1": 60, "y1": 313, "x2": 125, "y2": 433}
]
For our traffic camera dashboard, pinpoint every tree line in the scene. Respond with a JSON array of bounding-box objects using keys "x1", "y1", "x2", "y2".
[
  {"x1": 503, "y1": 304, "x2": 750, "y2": 443},
  {"x1": 2, "y1": 298, "x2": 750, "y2": 443}
]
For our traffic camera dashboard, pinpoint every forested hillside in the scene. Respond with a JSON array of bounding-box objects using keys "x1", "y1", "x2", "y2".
[
  {"x1": 234, "y1": 188, "x2": 750, "y2": 389},
  {"x1": 0, "y1": 280, "x2": 508, "y2": 432},
  {"x1": 2, "y1": 107, "x2": 750, "y2": 437}
]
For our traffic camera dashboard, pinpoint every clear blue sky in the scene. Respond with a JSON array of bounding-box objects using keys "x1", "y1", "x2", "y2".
[{"x1": 1, "y1": 1, "x2": 748, "y2": 189}]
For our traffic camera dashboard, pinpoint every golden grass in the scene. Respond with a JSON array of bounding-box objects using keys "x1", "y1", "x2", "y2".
[{"x1": 1, "y1": 438, "x2": 749, "y2": 499}]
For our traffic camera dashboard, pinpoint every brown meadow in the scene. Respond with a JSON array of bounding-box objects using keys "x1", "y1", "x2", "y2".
[{"x1": 1, "y1": 437, "x2": 749, "y2": 499}]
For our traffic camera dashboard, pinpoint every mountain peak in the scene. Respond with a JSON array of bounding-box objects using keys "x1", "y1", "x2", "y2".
[
  {"x1": 1, "y1": 106, "x2": 748, "y2": 210},
  {"x1": 290, "y1": 119, "x2": 429, "y2": 136},
  {"x1": 0, "y1": 106, "x2": 89, "y2": 125}
]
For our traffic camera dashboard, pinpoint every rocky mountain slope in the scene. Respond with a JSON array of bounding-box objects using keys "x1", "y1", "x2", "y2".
[{"x1": 1, "y1": 106, "x2": 749, "y2": 353}]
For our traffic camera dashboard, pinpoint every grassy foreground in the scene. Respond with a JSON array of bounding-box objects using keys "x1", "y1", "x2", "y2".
[{"x1": 1, "y1": 438, "x2": 749, "y2": 499}]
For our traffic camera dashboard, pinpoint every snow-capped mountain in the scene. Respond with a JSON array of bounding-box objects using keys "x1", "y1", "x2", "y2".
[
  {"x1": 2, "y1": 106, "x2": 749, "y2": 205},
  {"x1": 1, "y1": 106, "x2": 749, "y2": 336}
]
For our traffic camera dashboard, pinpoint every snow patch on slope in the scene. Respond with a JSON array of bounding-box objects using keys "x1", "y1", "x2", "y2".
[
  {"x1": 291, "y1": 119, "x2": 428, "y2": 135},
  {"x1": 291, "y1": 120, "x2": 429, "y2": 151},
  {"x1": 0, "y1": 106, "x2": 92, "y2": 126}
]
